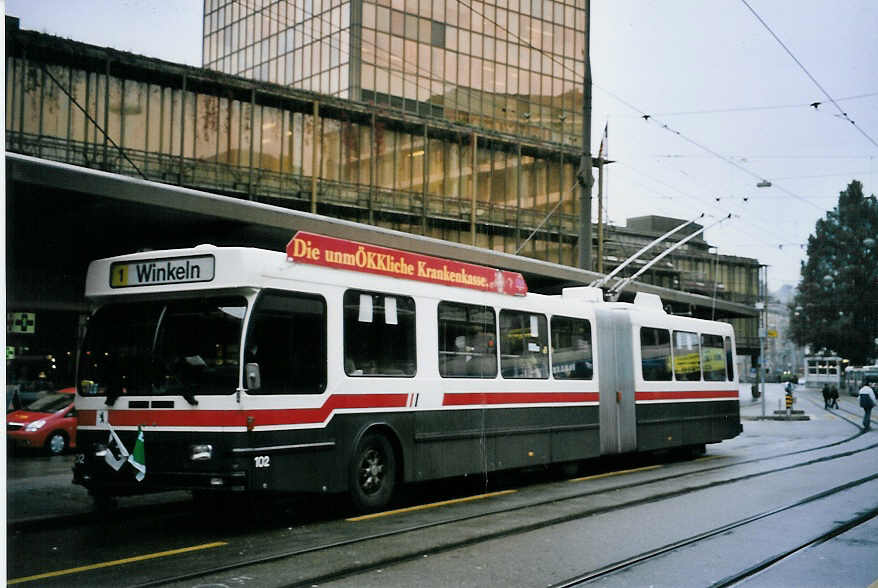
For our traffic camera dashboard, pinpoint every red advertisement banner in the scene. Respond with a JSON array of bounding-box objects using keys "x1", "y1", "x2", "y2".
[{"x1": 286, "y1": 232, "x2": 527, "y2": 296}]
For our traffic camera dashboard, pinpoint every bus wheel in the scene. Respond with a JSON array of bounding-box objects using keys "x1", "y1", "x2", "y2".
[{"x1": 350, "y1": 433, "x2": 396, "y2": 512}]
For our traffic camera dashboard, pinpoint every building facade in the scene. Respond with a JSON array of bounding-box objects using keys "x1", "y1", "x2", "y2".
[
  {"x1": 202, "y1": 0, "x2": 586, "y2": 147},
  {"x1": 764, "y1": 285, "x2": 806, "y2": 381},
  {"x1": 199, "y1": 2, "x2": 760, "y2": 343},
  {"x1": 5, "y1": 15, "x2": 760, "y2": 388}
]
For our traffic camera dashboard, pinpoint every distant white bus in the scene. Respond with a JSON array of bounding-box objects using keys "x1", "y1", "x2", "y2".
[
  {"x1": 804, "y1": 355, "x2": 844, "y2": 389},
  {"x1": 844, "y1": 365, "x2": 878, "y2": 396}
]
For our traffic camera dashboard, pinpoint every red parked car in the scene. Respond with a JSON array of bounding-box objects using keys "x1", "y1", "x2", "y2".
[{"x1": 7, "y1": 387, "x2": 77, "y2": 455}]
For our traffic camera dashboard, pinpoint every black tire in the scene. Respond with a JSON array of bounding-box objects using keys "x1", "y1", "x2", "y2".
[
  {"x1": 678, "y1": 443, "x2": 706, "y2": 459},
  {"x1": 349, "y1": 433, "x2": 396, "y2": 513},
  {"x1": 45, "y1": 431, "x2": 67, "y2": 456},
  {"x1": 557, "y1": 461, "x2": 581, "y2": 479}
]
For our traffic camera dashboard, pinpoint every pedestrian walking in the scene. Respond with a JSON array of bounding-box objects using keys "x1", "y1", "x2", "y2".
[
  {"x1": 858, "y1": 380, "x2": 877, "y2": 431},
  {"x1": 829, "y1": 385, "x2": 839, "y2": 409},
  {"x1": 822, "y1": 383, "x2": 831, "y2": 409}
]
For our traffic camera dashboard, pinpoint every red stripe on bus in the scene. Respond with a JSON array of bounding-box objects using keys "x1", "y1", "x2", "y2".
[
  {"x1": 78, "y1": 393, "x2": 409, "y2": 428},
  {"x1": 635, "y1": 390, "x2": 739, "y2": 400},
  {"x1": 442, "y1": 392, "x2": 600, "y2": 406}
]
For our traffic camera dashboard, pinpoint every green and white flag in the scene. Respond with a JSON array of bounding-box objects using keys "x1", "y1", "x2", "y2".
[
  {"x1": 128, "y1": 425, "x2": 146, "y2": 482},
  {"x1": 104, "y1": 427, "x2": 129, "y2": 472}
]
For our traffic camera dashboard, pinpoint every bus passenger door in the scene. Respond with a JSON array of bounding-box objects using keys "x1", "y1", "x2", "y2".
[{"x1": 595, "y1": 309, "x2": 636, "y2": 455}]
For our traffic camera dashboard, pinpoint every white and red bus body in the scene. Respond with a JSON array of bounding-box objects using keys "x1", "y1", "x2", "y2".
[{"x1": 73, "y1": 234, "x2": 741, "y2": 509}]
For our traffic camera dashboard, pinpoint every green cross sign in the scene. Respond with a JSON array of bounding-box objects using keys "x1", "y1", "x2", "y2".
[{"x1": 8, "y1": 313, "x2": 36, "y2": 334}]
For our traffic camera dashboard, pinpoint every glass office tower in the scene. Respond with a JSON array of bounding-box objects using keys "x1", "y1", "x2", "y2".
[{"x1": 203, "y1": 0, "x2": 586, "y2": 147}]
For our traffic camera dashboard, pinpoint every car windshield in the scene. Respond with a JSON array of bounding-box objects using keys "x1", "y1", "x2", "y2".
[
  {"x1": 25, "y1": 393, "x2": 73, "y2": 413},
  {"x1": 78, "y1": 297, "x2": 246, "y2": 400}
]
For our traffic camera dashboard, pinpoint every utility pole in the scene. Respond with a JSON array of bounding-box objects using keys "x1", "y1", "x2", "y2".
[
  {"x1": 759, "y1": 265, "x2": 768, "y2": 417},
  {"x1": 597, "y1": 154, "x2": 605, "y2": 273},
  {"x1": 577, "y1": 0, "x2": 593, "y2": 271}
]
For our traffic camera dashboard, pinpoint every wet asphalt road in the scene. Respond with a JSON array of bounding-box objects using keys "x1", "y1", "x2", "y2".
[{"x1": 6, "y1": 383, "x2": 878, "y2": 587}]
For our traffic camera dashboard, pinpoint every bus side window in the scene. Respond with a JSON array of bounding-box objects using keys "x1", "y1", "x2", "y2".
[
  {"x1": 701, "y1": 334, "x2": 726, "y2": 381},
  {"x1": 499, "y1": 310, "x2": 548, "y2": 379},
  {"x1": 438, "y1": 301, "x2": 496, "y2": 378},
  {"x1": 550, "y1": 316, "x2": 593, "y2": 380},
  {"x1": 344, "y1": 290, "x2": 416, "y2": 377},
  {"x1": 672, "y1": 330, "x2": 701, "y2": 382},
  {"x1": 640, "y1": 327, "x2": 672, "y2": 381},
  {"x1": 245, "y1": 291, "x2": 327, "y2": 395},
  {"x1": 724, "y1": 336, "x2": 735, "y2": 382}
]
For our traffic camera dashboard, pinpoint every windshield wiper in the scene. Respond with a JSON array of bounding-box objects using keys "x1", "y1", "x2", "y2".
[
  {"x1": 105, "y1": 387, "x2": 121, "y2": 406},
  {"x1": 180, "y1": 386, "x2": 199, "y2": 406}
]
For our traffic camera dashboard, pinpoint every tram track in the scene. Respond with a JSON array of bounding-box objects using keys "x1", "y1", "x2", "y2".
[
  {"x1": 8, "y1": 408, "x2": 866, "y2": 537},
  {"x1": 711, "y1": 505, "x2": 878, "y2": 587},
  {"x1": 549, "y1": 473, "x2": 878, "y2": 588},
  {"x1": 11, "y1": 398, "x2": 875, "y2": 586},
  {"x1": 128, "y1": 434, "x2": 878, "y2": 588}
]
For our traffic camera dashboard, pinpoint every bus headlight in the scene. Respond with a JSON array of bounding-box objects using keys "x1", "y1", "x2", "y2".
[{"x1": 190, "y1": 444, "x2": 213, "y2": 461}]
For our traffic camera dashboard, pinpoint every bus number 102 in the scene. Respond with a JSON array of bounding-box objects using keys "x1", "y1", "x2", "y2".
[{"x1": 254, "y1": 456, "x2": 271, "y2": 468}]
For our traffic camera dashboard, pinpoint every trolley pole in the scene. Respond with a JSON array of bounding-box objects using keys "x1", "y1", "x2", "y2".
[{"x1": 760, "y1": 265, "x2": 767, "y2": 417}]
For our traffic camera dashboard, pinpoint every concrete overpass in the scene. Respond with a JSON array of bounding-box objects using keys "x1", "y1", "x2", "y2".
[
  {"x1": 6, "y1": 153, "x2": 758, "y2": 387},
  {"x1": 7, "y1": 153, "x2": 758, "y2": 319}
]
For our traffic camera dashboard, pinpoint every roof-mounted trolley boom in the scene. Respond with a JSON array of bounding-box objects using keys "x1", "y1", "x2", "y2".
[
  {"x1": 589, "y1": 213, "x2": 705, "y2": 290},
  {"x1": 605, "y1": 214, "x2": 732, "y2": 301}
]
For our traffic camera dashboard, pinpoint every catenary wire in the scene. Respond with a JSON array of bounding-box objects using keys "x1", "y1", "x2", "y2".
[
  {"x1": 613, "y1": 160, "x2": 806, "y2": 252},
  {"x1": 229, "y1": 0, "x2": 836, "y2": 263},
  {"x1": 456, "y1": 0, "x2": 827, "y2": 218},
  {"x1": 740, "y1": 0, "x2": 878, "y2": 150},
  {"x1": 614, "y1": 91, "x2": 878, "y2": 118}
]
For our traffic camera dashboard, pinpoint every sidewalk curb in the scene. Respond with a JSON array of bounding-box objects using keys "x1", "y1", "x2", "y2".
[{"x1": 742, "y1": 415, "x2": 811, "y2": 421}]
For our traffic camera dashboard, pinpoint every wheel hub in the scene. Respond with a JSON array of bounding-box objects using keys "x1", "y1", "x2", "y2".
[{"x1": 360, "y1": 449, "x2": 384, "y2": 494}]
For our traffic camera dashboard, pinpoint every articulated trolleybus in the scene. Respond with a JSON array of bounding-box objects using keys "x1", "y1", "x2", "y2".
[{"x1": 74, "y1": 232, "x2": 741, "y2": 511}]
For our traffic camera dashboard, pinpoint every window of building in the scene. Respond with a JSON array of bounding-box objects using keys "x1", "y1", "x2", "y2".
[
  {"x1": 673, "y1": 330, "x2": 701, "y2": 381},
  {"x1": 701, "y1": 334, "x2": 726, "y2": 382},
  {"x1": 550, "y1": 316, "x2": 592, "y2": 379},
  {"x1": 344, "y1": 290, "x2": 416, "y2": 376},
  {"x1": 500, "y1": 310, "x2": 548, "y2": 379},
  {"x1": 245, "y1": 291, "x2": 327, "y2": 395},
  {"x1": 641, "y1": 327, "x2": 672, "y2": 381},
  {"x1": 430, "y1": 20, "x2": 445, "y2": 47},
  {"x1": 438, "y1": 301, "x2": 497, "y2": 378},
  {"x1": 391, "y1": 9, "x2": 404, "y2": 36},
  {"x1": 363, "y1": 2, "x2": 376, "y2": 28},
  {"x1": 377, "y1": 5, "x2": 390, "y2": 31}
]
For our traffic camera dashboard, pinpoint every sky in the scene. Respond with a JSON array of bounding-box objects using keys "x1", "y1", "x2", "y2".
[{"x1": 6, "y1": 0, "x2": 878, "y2": 291}]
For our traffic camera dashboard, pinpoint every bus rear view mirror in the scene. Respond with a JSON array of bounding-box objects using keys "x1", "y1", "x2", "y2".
[{"x1": 245, "y1": 363, "x2": 262, "y2": 391}]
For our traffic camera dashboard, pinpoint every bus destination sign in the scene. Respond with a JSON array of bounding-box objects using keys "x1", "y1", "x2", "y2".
[
  {"x1": 110, "y1": 255, "x2": 215, "y2": 288},
  {"x1": 286, "y1": 232, "x2": 527, "y2": 296}
]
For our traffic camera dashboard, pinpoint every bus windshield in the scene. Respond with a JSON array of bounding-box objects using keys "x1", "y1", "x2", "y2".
[{"x1": 78, "y1": 297, "x2": 246, "y2": 401}]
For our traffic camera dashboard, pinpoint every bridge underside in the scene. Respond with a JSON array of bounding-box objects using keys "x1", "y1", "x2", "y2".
[{"x1": 5, "y1": 154, "x2": 757, "y2": 388}]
